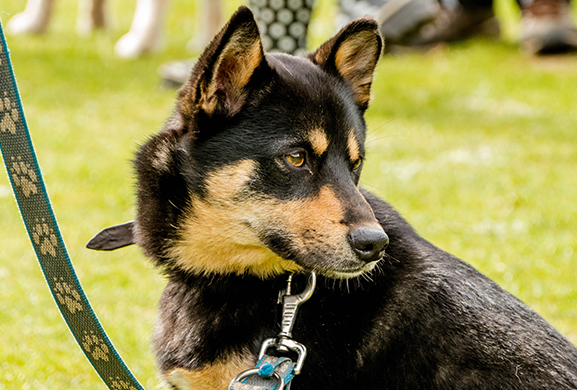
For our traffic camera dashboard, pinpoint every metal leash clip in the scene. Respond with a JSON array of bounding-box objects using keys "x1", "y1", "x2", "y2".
[
  {"x1": 229, "y1": 272, "x2": 316, "y2": 390},
  {"x1": 259, "y1": 271, "x2": 317, "y2": 375}
]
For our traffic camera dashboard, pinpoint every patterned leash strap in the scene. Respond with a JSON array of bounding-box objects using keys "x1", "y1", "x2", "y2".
[{"x1": 0, "y1": 20, "x2": 145, "y2": 390}]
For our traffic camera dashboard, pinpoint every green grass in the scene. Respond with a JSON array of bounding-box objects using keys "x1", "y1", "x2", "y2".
[{"x1": 1, "y1": 0, "x2": 576, "y2": 388}]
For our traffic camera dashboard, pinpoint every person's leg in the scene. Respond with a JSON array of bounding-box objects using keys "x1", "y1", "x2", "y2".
[
  {"x1": 76, "y1": 0, "x2": 107, "y2": 35},
  {"x1": 187, "y1": 0, "x2": 224, "y2": 53},
  {"x1": 250, "y1": 0, "x2": 315, "y2": 55},
  {"x1": 114, "y1": 0, "x2": 170, "y2": 59},
  {"x1": 6, "y1": 0, "x2": 56, "y2": 35}
]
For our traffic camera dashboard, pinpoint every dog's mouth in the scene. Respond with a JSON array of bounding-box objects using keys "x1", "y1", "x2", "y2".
[
  {"x1": 314, "y1": 259, "x2": 382, "y2": 280},
  {"x1": 260, "y1": 226, "x2": 386, "y2": 280}
]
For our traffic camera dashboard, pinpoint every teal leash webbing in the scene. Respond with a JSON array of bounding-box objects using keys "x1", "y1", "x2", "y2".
[
  {"x1": 0, "y1": 20, "x2": 145, "y2": 390},
  {"x1": 229, "y1": 355, "x2": 297, "y2": 390}
]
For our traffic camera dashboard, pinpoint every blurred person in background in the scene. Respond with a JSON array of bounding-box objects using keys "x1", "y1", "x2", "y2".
[
  {"x1": 160, "y1": 0, "x2": 315, "y2": 86},
  {"x1": 161, "y1": 0, "x2": 577, "y2": 86},
  {"x1": 339, "y1": 0, "x2": 577, "y2": 55},
  {"x1": 403, "y1": 0, "x2": 577, "y2": 55}
]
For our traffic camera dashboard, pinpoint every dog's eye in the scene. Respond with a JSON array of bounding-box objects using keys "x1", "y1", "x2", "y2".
[
  {"x1": 286, "y1": 152, "x2": 306, "y2": 168},
  {"x1": 352, "y1": 158, "x2": 362, "y2": 171}
]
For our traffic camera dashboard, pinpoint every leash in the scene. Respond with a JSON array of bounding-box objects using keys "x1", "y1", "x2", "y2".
[
  {"x1": 229, "y1": 272, "x2": 317, "y2": 390},
  {"x1": 0, "y1": 21, "x2": 145, "y2": 390}
]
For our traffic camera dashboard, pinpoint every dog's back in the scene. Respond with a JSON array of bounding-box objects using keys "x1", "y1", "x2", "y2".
[{"x1": 361, "y1": 191, "x2": 577, "y2": 388}]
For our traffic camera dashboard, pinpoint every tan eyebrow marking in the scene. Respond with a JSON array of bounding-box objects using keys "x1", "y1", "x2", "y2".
[
  {"x1": 309, "y1": 128, "x2": 329, "y2": 155},
  {"x1": 347, "y1": 130, "x2": 360, "y2": 162}
]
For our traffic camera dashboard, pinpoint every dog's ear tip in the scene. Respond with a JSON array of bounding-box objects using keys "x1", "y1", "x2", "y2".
[
  {"x1": 230, "y1": 6, "x2": 257, "y2": 24},
  {"x1": 348, "y1": 18, "x2": 383, "y2": 44},
  {"x1": 235, "y1": 5, "x2": 253, "y2": 16},
  {"x1": 334, "y1": 17, "x2": 379, "y2": 37},
  {"x1": 86, "y1": 221, "x2": 135, "y2": 251},
  {"x1": 352, "y1": 16, "x2": 380, "y2": 29}
]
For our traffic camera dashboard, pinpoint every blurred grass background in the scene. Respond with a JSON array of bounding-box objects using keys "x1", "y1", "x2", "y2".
[{"x1": 0, "y1": 0, "x2": 576, "y2": 388}]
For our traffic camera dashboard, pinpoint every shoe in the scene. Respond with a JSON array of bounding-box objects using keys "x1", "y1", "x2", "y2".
[
  {"x1": 337, "y1": 0, "x2": 388, "y2": 27},
  {"x1": 408, "y1": 4, "x2": 500, "y2": 47},
  {"x1": 158, "y1": 59, "x2": 197, "y2": 88},
  {"x1": 377, "y1": 0, "x2": 440, "y2": 47},
  {"x1": 521, "y1": 0, "x2": 577, "y2": 55}
]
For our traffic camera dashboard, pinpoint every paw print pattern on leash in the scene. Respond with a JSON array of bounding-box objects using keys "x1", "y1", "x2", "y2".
[
  {"x1": 109, "y1": 377, "x2": 138, "y2": 390},
  {"x1": 53, "y1": 277, "x2": 83, "y2": 314},
  {"x1": 0, "y1": 91, "x2": 20, "y2": 134},
  {"x1": 11, "y1": 156, "x2": 38, "y2": 197},
  {"x1": 82, "y1": 331, "x2": 110, "y2": 361},
  {"x1": 32, "y1": 218, "x2": 57, "y2": 257}
]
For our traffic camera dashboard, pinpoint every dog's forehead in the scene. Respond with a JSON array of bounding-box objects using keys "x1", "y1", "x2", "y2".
[
  {"x1": 266, "y1": 53, "x2": 323, "y2": 80},
  {"x1": 263, "y1": 53, "x2": 366, "y2": 150}
]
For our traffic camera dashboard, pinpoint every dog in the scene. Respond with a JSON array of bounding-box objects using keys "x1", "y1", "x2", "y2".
[
  {"x1": 7, "y1": 0, "x2": 222, "y2": 59},
  {"x1": 87, "y1": 6, "x2": 577, "y2": 389}
]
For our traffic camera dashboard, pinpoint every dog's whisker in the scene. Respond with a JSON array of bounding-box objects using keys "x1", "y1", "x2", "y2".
[
  {"x1": 383, "y1": 252, "x2": 401, "y2": 265},
  {"x1": 362, "y1": 271, "x2": 374, "y2": 283},
  {"x1": 168, "y1": 199, "x2": 182, "y2": 211}
]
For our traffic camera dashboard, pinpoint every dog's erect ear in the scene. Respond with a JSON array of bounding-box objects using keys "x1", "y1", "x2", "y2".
[
  {"x1": 180, "y1": 6, "x2": 265, "y2": 119},
  {"x1": 309, "y1": 18, "x2": 382, "y2": 111},
  {"x1": 86, "y1": 221, "x2": 135, "y2": 251}
]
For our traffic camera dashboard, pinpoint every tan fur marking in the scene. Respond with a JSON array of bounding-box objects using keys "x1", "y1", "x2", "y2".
[
  {"x1": 234, "y1": 40, "x2": 263, "y2": 90},
  {"x1": 202, "y1": 33, "x2": 263, "y2": 115},
  {"x1": 283, "y1": 187, "x2": 344, "y2": 235},
  {"x1": 200, "y1": 80, "x2": 218, "y2": 115},
  {"x1": 309, "y1": 128, "x2": 329, "y2": 155},
  {"x1": 165, "y1": 352, "x2": 254, "y2": 390},
  {"x1": 257, "y1": 186, "x2": 353, "y2": 265},
  {"x1": 152, "y1": 139, "x2": 172, "y2": 172},
  {"x1": 276, "y1": 186, "x2": 383, "y2": 278},
  {"x1": 334, "y1": 31, "x2": 378, "y2": 82},
  {"x1": 169, "y1": 160, "x2": 300, "y2": 278},
  {"x1": 347, "y1": 131, "x2": 360, "y2": 162},
  {"x1": 334, "y1": 30, "x2": 380, "y2": 108},
  {"x1": 169, "y1": 160, "x2": 363, "y2": 277}
]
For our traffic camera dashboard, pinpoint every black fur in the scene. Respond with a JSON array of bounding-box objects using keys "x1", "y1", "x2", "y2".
[
  {"x1": 154, "y1": 194, "x2": 577, "y2": 389},
  {"x1": 125, "y1": 7, "x2": 577, "y2": 389}
]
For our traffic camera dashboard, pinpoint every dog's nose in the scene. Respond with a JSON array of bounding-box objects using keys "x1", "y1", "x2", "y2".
[{"x1": 348, "y1": 227, "x2": 389, "y2": 262}]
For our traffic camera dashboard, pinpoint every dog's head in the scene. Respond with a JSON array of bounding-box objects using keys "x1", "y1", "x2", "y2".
[{"x1": 91, "y1": 7, "x2": 387, "y2": 279}]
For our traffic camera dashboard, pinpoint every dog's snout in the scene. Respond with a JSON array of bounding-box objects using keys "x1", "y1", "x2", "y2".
[{"x1": 348, "y1": 227, "x2": 389, "y2": 262}]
